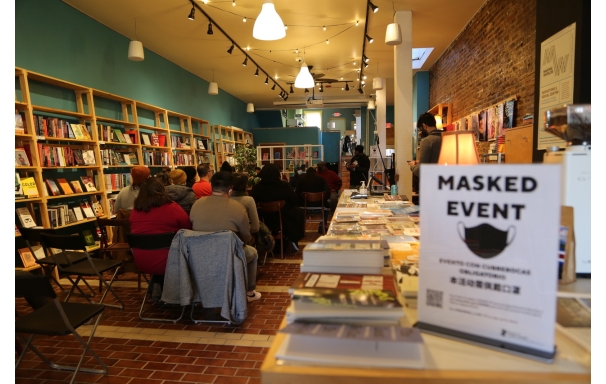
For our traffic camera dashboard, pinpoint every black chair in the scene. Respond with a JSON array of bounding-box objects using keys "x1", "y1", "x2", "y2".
[
  {"x1": 258, "y1": 200, "x2": 286, "y2": 260},
  {"x1": 126, "y1": 232, "x2": 184, "y2": 323},
  {"x1": 302, "y1": 191, "x2": 329, "y2": 235},
  {"x1": 19, "y1": 227, "x2": 90, "y2": 294},
  {"x1": 15, "y1": 272, "x2": 107, "y2": 384},
  {"x1": 39, "y1": 232, "x2": 125, "y2": 310}
]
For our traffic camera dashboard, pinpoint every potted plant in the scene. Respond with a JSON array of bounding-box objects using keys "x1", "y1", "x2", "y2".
[{"x1": 233, "y1": 143, "x2": 257, "y2": 175}]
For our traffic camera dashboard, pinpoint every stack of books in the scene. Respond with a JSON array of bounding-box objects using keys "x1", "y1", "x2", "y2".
[{"x1": 301, "y1": 240, "x2": 388, "y2": 274}]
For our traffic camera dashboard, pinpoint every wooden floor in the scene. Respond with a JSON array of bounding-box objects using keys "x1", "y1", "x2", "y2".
[{"x1": 15, "y1": 226, "x2": 323, "y2": 384}]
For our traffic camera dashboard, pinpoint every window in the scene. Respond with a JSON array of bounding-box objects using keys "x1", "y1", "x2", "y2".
[{"x1": 304, "y1": 110, "x2": 322, "y2": 129}]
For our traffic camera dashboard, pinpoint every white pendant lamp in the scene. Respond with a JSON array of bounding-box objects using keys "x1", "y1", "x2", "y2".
[
  {"x1": 253, "y1": 2, "x2": 286, "y2": 40},
  {"x1": 294, "y1": 62, "x2": 314, "y2": 89},
  {"x1": 372, "y1": 77, "x2": 384, "y2": 90},
  {"x1": 385, "y1": 22, "x2": 402, "y2": 45},
  {"x1": 208, "y1": 70, "x2": 218, "y2": 95},
  {"x1": 128, "y1": 19, "x2": 144, "y2": 61},
  {"x1": 247, "y1": 102, "x2": 255, "y2": 113},
  {"x1": 368, "y1": 98, "x2": 376, "y2": 110}
]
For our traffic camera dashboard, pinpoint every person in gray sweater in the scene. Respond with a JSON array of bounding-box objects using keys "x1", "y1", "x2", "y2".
[
  {"x1": 166, "y1": 169, "x2": 196, "y2": 211},
  {"x1": 230, "y1": 173, "x2": 260, "y2": 234},
  {"x1": 189, "y1": 171, "x2": 261, "y2": 302}
]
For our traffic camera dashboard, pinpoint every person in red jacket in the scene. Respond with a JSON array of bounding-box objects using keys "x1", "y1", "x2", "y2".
[
  {"x1": 316, "y1": 161, "x2": 342, "y2": 213},
  {"x1": 130, "y1": 177, "x2": 192, "y2": 299}
]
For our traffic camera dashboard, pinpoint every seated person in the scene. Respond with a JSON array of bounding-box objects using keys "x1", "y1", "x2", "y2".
[
  {"x1": 114, "y1": 165, "x2": 150, "y2": 211},
  {"x1": 316, "y1": 161, "x2": 342, "y2": 213},
  {"x1": 154, "y1": 171, "x2": 171, "y2": 187},
  {"x1": 230, "y1": 172, "x2": 260, "y2": 237},
  {"x1": 189, "y1": 171, "x2": 261, "y2": 302},
  {"x1": 295, "y1": 167, "x2": 331, "y2": 233},
  {"x1": 289, "y1": 165, "x2": 305, "y2": 189},
  {"x1": 166, "y1": 169, "x2": 196, "y2": 212},
  {"x1": 250, "y1": 163, "x2": 305, "y2": 250},
  {"x1": 129, "y1": 178, "x2": 192, "y2": 299},
  {"x1": 178, "y1": 165, "x2": 198, "y2": 188},
  {"x1": 192, "y1": 163, "x2": 213, "y2": 198}
]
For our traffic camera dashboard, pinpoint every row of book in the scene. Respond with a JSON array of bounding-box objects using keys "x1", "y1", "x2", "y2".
[
  {"x1": 173, "y1": 153, "x2": 195, "y2": 166},
  {"x1": 141, "y1": 132, "x2": 164, "y2": 147},
  {"x1": 100, "y1": 148, "x2": 139, "y2": 166},
  {"x1": 104, "y1": 173, "x2": 131, "y2": 192},
  {"x1": 36, "y1": 145, "x2": 96, "y2": 167},
  {"x1": 98, "y1": 125, "x2": 135, "y2": 144},
  {"x1": 33, "y1": 116, "x2": 94, "y2": 140},
  {"x1": 222, "y1": 142, "x2": 235, "y2": 153},
  {"x1": 170, "y1": 135, "x2": 191, "y2": 149},
  {"x1": 16, "y1": 200, "x2": 103, "y2": 229},
  {"x1": 142, "y1": 151, "x2": 170, "y2": 166},
  {"x1": 195, "y1": 138, "x2": 209, "y2": 151},
  {"x1": 15, "y1": 174, "x2": 97, "y2": 199}
]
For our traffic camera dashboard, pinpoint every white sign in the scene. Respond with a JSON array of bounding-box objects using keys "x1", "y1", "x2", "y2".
[
  {"x1": 537, "y1": 23, "x2": 576, "y2": 150},
  {"x1": 418, "y1": 164, "x2": 561, "y2": 360}
]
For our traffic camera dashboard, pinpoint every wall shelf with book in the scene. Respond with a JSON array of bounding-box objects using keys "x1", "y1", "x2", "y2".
[
  {"x1": 212, "y1": 125, "x2": 253, "y2": 169},
  {"x1": 257, "y1": 144, "x2": 324, "y2": 173}
]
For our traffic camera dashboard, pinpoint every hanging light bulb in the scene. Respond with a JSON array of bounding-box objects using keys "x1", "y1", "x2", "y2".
[
  {"x1": 253, "y1": 2, "x2": 286, "y2": 40},
  {"x1": 385, "y1": 22, "x2": 402, "y2": 45},
  {"x1": 294, "y1": 62, "x2": 314, "y2": 89},
  {"x1": 208, "y1": 70, "x2": 218, "y2": 95},
  {"x1": 128, "y1": 19, "x2": 144, "y2": 61},
  {"x1": 187, "y1": 7, "x2": 195, "y2": 20},
  {"x1": 247, "y1": 102, "x2": 254, "y2": 113}
]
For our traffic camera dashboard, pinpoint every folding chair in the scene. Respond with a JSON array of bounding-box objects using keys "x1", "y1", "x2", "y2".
[
  {"x1": 258, "y1": 200, "x2": 286, "y2": 259},
  {"x1": 302, "y1": 191, "x2": 329, "y2": 235},
  {"x1": 15, "y1": 272, "x2": 107, "y2": 384},
  {"x1": 97, "y1": 217, "x2": 142, "y2": 290},
  {"x1": 39, "y1": 232, "x2": 125, "y2": 310},
  {"x1": 126, "y1": 232, "x2": 185, "y2": 323},
  {"x1": 19, "y1": 227, "x2": 90, "y2": 294}
]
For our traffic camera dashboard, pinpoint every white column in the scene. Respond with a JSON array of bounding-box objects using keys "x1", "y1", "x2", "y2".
[
  {"x1": 376, "y1": 87, "x2": 386, "y2": 157},
  {"x1": 393, "y1": 11, "x2": 413, "y2": 199}
]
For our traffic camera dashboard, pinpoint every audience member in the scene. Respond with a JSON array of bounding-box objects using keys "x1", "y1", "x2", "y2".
[
  {"x1": 316, "y1": 161, "x2": 342, "y2": 213},
  {"x1": 154, "y1": 170, "x2": 171, "y2": 187},
  {"x1": 289, "y1": 164, "x2": 306, "y2": 189},
  {"x1": 130, "y1": 177, "x2": 192, "y2": 299},
  {"x1": 231, "y1": 173, "x2": 260, "y2": 235},
  {"x1": 192, "y1": 163, "x2": 212, "y2": 198},
  {"x1": 114, "y1": 165, "x2": 150, "y2": 211},
  {"x1": 250, "y1": 163, "x2": 305, "y2": 250},
  {"x1": 166, "y1": 169, "x2": 196, "y2": 211},
  {"x1": 189, "y1": 171, "x2": 261, "y2": 302},
  {"x1": 220, "y1": 161, "x2": 233, "y2": 172},
  {"x1": 295, "y1": 167, "x2": 330, "y2": 233},
  {"x1": 178, "y1": 166, "x2": 198, "y2": 188}
]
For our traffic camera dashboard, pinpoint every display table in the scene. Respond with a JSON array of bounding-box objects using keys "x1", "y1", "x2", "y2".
[{"x1": 260, "y1": 192, "x2": 591, "y2": 383}]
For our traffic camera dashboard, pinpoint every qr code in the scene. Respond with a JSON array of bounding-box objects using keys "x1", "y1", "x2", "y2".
[{"x1": 426, "y1": 289, "x2": 443, "y2": 308}]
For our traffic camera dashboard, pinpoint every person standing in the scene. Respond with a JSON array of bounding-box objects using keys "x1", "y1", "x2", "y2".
[
  {"x1": 408, "y1": 112, "x2": 443, "y2": 195},
  {"x1": 346, "y1": 145, "x2": 370, "y2": 189},
  {"x1": 192, "y1": 163, "x2": 212, "y2": 198},
  {"x1": 189, "y1": 171, "x2": 261, "y2": 302},
  {"x1": 114, "y1": 165, "x2": 150, "y2": 211},
  {"x1": 316, "y1": 161, "x2": 342, "y2": 213}
]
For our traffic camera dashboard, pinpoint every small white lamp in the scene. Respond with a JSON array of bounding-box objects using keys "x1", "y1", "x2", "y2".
[
  {"x1": 128, "y1": 41, "x2": 144, "y2": 61},
  {"x1": 246, "y1": 103, "x2": 255, "y2": 113},
  {"x1": 385, "y1": 23, "x2": 402, "y2": 45}
]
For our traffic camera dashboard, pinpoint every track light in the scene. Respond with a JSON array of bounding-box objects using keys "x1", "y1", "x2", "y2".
[
  {"x1": 356, "y1": 20, "x2": 359, "y2": 26},
  {"x1": 254, "y1": 67, "x2": 259, "y2": 76},
  {"x1": 290, "y1": 84, "x2": 294, "y2": 93},
  {"x1": 319, "y1": 84, "x2": 324, "y2": 92},
  {"x1": 188, "y1": 7, "x2": 195, "y2": 20},
  {"x1": 284, "y1": 94, "x2": 288, "y2": 101},
  {"x1": 207, "y1": 22, "x2": 213, "y2": 35},
  {"x1": 305, "y1": 88, "x2": 309, "y2": 93},
  {"x1": 363, "y1": 62, "x2": 369, "y2": 68},
  {"x1": 271, "y1": 83, "x2": 276, "y2": 90},
  {"x1": 366, "y1": 34, "x2": 373, "y2": 43},
  {"x1": 369, "y1": 2, "x2": 379, "y2": 13},
  {"x1": 264, "y1": 76, "x2": 269, "y2": 85},
  {"x1": 358, "y1": 86, "x2": 363, "y2": 94},
  {"x1": 363, "y1": 55, "x2": 369, "y2": 63},
  {"x1": 242, "y1": 57, "x2": 248, "y2": 66},
  {"x1": 227, "y1": 44, "x2": 234, "y2": 54},
  {"x1": 285, "y1": 25, "x2": 288, "y2": 30},
  {"x1": 345, "y1": 83, "x2": 350, "y2": 91}
]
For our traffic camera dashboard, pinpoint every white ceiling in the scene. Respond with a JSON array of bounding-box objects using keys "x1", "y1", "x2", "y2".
[{"x1": 62, "y1": 0, "x2": 486, "y2": 109}]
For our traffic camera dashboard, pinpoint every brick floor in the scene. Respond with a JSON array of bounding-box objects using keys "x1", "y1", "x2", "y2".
[{"x1": 15, "y1": 228, "x2": 322, "y2": 383}]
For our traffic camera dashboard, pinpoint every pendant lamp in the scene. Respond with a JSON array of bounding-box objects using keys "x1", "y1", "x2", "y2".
[
  {"x1": 246, "y1": 102, "x2": 255, "y2": 113},
  {"x1": 372, "y1": 63, "x2": 384, "y2": 90},
  {"x1": 385, "y1": 23, "x2": 402, "y2": 45},
  {"x1": 128, "y1": 41, "x2": 144, "y2": 61},
  {"x1": 253, "y1": 2, "x2": 286, "y2": 40},
  {"x1": 208, "y1": 70, "x2": 218, "y2": 95},
  {"x1": 294, "y1": 62, "x2": 314, "y2": 89},
  {"x1": 368, "y1": 98, "x2": 376, "y2": 110}
]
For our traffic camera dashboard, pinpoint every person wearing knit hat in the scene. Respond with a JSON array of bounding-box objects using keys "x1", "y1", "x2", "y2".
[
  {"x1": 114, "y1": 165, "x2": 151, "y2": 211},
  {"x1": 166, "y1": 169, "x2": 196, "y2": 211}
]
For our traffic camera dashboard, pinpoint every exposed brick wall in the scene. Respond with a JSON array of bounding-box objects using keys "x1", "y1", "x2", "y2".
[{"x1": 429, "y1": 0, "x2": 537, "y2": 128}]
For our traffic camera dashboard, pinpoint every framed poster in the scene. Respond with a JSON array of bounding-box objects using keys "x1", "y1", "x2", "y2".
[{"x1": 417, "y1": 164, "x2": 561, "y2": 361}]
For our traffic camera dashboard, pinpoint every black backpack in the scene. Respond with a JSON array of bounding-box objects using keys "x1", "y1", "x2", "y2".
[{"x1": 255, "y1": 221, "x2": 275, "y2": 255}]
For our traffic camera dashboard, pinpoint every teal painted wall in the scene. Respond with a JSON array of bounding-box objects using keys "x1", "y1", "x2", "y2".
[
  {"x1": 251, "y1": 127, "x2": 320, "y2": 145},
  {"x1": 15, "y1": 0, "x2": 258, "y2": 131},
  {"x1": 256, "y1": 110, "x2": 283, "y2": 128},
  {"x1": 413, "y1": 71, "x2": 430, "y2": 122},
  {"x1": 320, "y1": 131, "x2": 341, "y2": 163}
]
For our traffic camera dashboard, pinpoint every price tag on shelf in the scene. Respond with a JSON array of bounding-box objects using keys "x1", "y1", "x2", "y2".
[{"x1": 36, "y1": 136, "x2": 45, "y2": 140}]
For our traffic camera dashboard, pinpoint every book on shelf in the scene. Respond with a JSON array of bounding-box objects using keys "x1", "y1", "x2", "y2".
[
  {"x1": 274, "y1": 152, "x2": 281, "y2": 159},
  {"x1": 289, "y1": 273, "x2": 397, "y2": 295},
  {"x1": 17, "y1": 247, "x2": 38, "y2": 268},
  {"x1": 123, "y1": 132, "x2": 133, "y2": 144},
  {"x1": 151, "y1": 133, "x2": 159, "y2": 146},
  {"x1": 275, "y1": 322, "x2": 424, "y2": 369},
  {"x1": 141, "y1": 133, "x2": 151, "y2": 146},
  {"x1": 114, "y1": 129, "x2": 127, "y2": 143},
  {"x1": 73, "y1": 149, "x2": 84, "y2": 166},
  {"x1": 70, "y1": 180, "x2": 84, "y2": 193},
  {"x1": 125, "y1": 130, "x2": 138, "y2": 144},
  {"x1": 56, "y1": 178, "x2": 74, "y2": 195},
  {"x1": 82, "y1": 229, "x2": 96, "y2": 246},
  {"x1": 286, "y1": 287, "x2": 403, "y2": 324},
  {"x1": 15, "y1": 224, "x2": 21, "y2": 236},
  {"x1": 16, "y1": 207, "x2": 36, "y2": 228},
  {"x1": 69, "y1": 123, "x2": 86, "y2": 140},
  {"x1": 45, "y1": 179, "x2": 61, "y2": 196},
  {"x1": 313, "y1": 151, "x2": 319, "y2": 159},
  {"x1": 15, "y1": 112, "x2": 25, "y2": 134},
  {"x1": 82, "y1": 150, "x2": 96, "y2": 165},
  {"x1": 47, "y1": 204, "x2": 70, "y2": 227},
  {"x1": 80, "y1": 202, "x2": 96, "y2": 218},
  {"x1": 91, "y1": 201, "x2": 104, "y2": 217},
  {"x1": 72, "y1": 206, "x2": 84, "y2": 221},
  {"x1": 80, "y1": 176, "x2": 97, "y2": 192},
  {"x1": 15, "y1": 148, "x2": 30, "y2": 166},
  {"x1": 20, "y1": 177, "x2": 39, "y2": 198},
  {"x1": 15, "y1": 173, "x2": 25, "y2": 199},
  {"x1": 262, "y1": 152, "x2": 269, "y2": 160}
]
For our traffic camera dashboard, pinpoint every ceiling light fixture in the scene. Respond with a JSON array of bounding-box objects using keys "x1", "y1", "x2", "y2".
[
  {"x1": 373, "y1": 62, "x2": 384, "y2": 90},
  {"x1": 366, "y1": 34, "x2": 373, "y2": 43},
  {"x1": 243, "y1": 17, "x2": 247, "y2": 22},
  {"x1": 294, "y1": 62, "x2": 315, "y2": 89},
  {"x1": 285, "y1": 25, "x2": 288, "y2": 30},
  {"x1": 323, "y1": 26, "x2": 326, "y2": 31},
  {"x1": 363, "y1": 55, "x2": 369, "y2": 62},
  {"x1": 345, "y1": 83, "x2": 350, "y2": 91},
  {"x1": 271, "y1": 83, "x2": 276, "y2": 90},
  {"x1": 232, "y1": 0, "x2": 236, "y2": 6},
  {"x1": 326, "y1": 39, "x2": 329, "y2": 44},
  {"x1": 385, "y1": 22, "x2": 402, "y2": 45},
  {"x1": 358, "y1": 86, "x2": 363, "y2": 94},
  {"x1": 207, "y1": 22, "x2": 213, "y2": 35},
  {"x1": 254, "y1": 67, "x2": 259, "y2": 76},
  {"x1": 264, "y1": 76, "x2": 269, "y2": 85},
  {"x1": 319, "y1": 84, "x2": 324, "y2": 92},
  {"x1": 253, "y1": 1, "x2": 286, "y2": 40},
  {"x1": 356, "y1": 20, "x2": 359, "y2": 26},
  {"x1": 128, "y1": 19, "x2": 144, "y2": 61},
  {"x1": 368, "y1": 97, "x2": 376, "y2": 110},
  {"x1": 242, "y1": 57, "x2": 248, "y2": 66},
  {"x1": 208, "y1": 70, "x2": 218, "y2": 95},
  {"x1": 369, "y1": 2, "x2": 379, "y2": 13},
  {"x1": 227, "y1": 44, "x2": 234, "y2": 54},
  {"x1": 188, "y1": 7, "x2": 195, "y2": 20},
  {"x1": 304, "y1": 88, "x2": 309, "y2": 93},
  {"x1": 289, "y1": 84, "x2": 294, "y2": 93},
  {"x1": 247, "y1": 102, "x2": 254, "y2": 113},
  {"x1": 363, "y1": 61, "x2": 369, "y2": 68},
  {"x1": 353, "y1": 61, "x2": 357, "y2": 66}
]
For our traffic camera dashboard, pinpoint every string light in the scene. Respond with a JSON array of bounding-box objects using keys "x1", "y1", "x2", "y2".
[
  {"x1": 243, "y1": 16, "x2": 247, "y2": 22},
  {"x1": 356, "y1": 20, "x2": 359, "y2": 26},
  {"x1": 232, "y1": 0, "x2": 236, "y2": 6},
  {"x1": 326, "y1": 39, "x2": 329, "y2": 44},
  {"x1": 323, "y1": 26, "x2": 326, "y2": 31}
]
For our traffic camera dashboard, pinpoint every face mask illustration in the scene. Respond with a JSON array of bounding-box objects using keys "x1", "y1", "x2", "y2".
[{"x1": 457, "y1": 222, "x2": 516, "y2": 259}]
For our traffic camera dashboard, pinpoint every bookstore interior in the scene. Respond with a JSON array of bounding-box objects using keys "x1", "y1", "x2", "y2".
[{"x1": 15, "y1": 0, "x2": 592, "y2": 383}]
